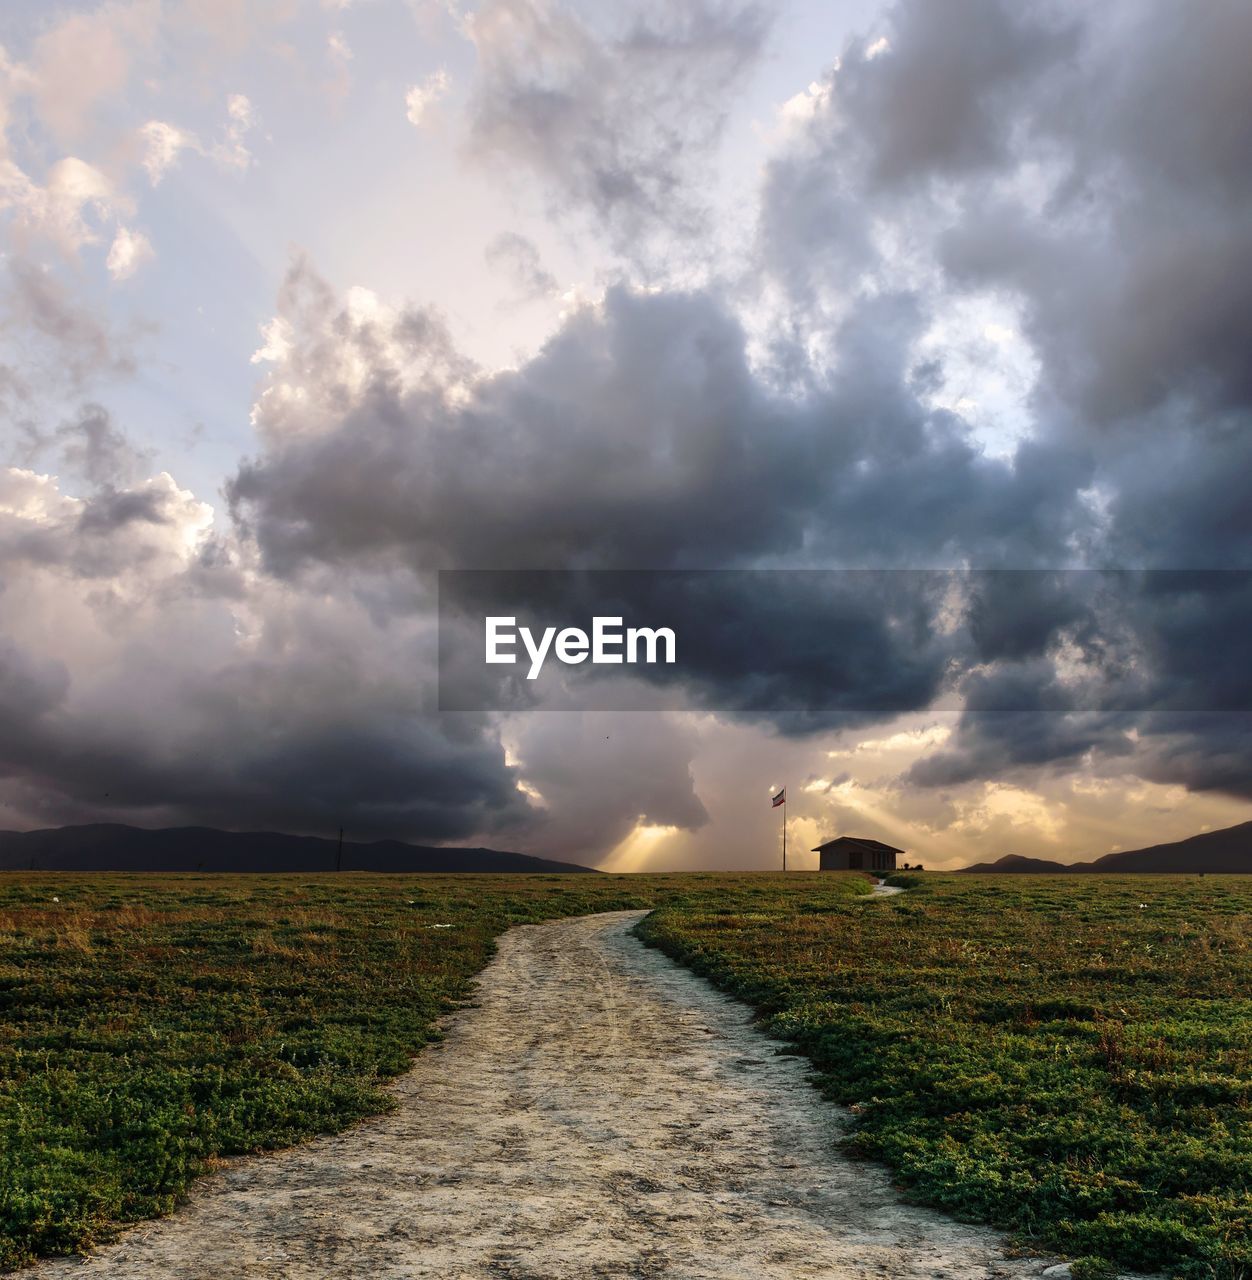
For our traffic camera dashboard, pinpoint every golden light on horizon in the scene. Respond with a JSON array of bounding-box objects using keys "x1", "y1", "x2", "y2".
[{"x1": 597, "y1": 822, "x2": 682, "y2": 873}]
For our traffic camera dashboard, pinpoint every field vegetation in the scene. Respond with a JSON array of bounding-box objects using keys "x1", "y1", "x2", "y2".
[
  {"x1": 1, "y1": 871, "x2": 1248, "y2": 1278},
  {"x1": 0, "y1": 872, "x2": 862, "y2": 1269},
  {"x1": 639, "y1": 874, "x2": 1252, "y2": 1280}
]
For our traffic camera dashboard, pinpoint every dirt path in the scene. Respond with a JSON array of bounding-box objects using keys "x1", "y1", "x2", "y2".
[{"x1": 27, "y1": 911, "x2": 1071, "y2": 1280}]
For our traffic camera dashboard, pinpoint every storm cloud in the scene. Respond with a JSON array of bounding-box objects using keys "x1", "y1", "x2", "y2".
[{"x1": 2, "y1": 0, "x2": 1251, "y2": 861}]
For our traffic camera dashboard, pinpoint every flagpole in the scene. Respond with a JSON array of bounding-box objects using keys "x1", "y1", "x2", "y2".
[{"x1": 771, "y1": 787, "x2": 787, "y2": 872}]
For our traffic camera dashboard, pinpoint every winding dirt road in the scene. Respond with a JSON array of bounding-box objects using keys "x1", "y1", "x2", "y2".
[{"x1": 28, "y1": 911, "x2": 1070, "y2": 1279}]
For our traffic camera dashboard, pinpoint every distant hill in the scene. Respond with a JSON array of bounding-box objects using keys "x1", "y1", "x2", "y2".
[
  {"x1": 0, "y1": 824, "x2": 597, "y2": 874},
  {"x1": 959, "y1": 853, "x2": 1070, "y2": 874},
  {"x1": 960, "y1": 819, "x2": 1252, "y2": 874}
]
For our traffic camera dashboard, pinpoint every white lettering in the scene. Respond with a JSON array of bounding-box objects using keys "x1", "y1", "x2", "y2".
[
  {"x1": 593, "y1": 616, "x2": 623, "y2": 663},
  {"x1": 485, "y1": 617, "x2": 516, "y2": 664},
  {"x1": 484, "y1": 616, "x2": 675, "y2": 679},
  {"x1": 520, "y1": 626, "x2": 556, "y2": 681},
  {"x1": 627, "y1": 626, "x2": 676, "y2": 665},
  {"x1": 556, "y1": 627, "x2": 589, "y2": 664}
]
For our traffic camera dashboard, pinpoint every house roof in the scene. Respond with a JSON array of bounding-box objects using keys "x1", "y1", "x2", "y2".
[{"x1": 811, "y1": 836, "x2": 905, "y2": 855}]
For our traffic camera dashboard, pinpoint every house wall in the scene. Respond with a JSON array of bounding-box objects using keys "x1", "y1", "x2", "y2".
[
  {"x1": 819, "y1": 850, "x2": 854, "y2": 870},
  {"x1": 819, "y1": 847, "x2": 898, "y2": 872}
]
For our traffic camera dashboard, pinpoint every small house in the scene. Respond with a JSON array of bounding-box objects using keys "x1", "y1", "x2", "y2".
[{"x1": 813, "y1": 836, "x2": 903, "y2": 873}]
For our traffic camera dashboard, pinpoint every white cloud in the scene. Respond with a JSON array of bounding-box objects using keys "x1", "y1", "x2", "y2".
[
  {"x1": 30, "y1": 0, "x2": 159, "y2": 143},
  {"x1": 951, "y1": 783, "x2": 1065, "y2": 843},
  {"x1": 140, "y1": 120, "x2": 193, "y2": 185},
  {"x1": 0, "y1": 467, "x2": 64, "y2": 522},
  {"x1": 849, "y1": 724, "x2": 951, "y2": 754},
  {"x1": 0, "y1": 155, "x2": 123, "y2": 255},
  {"x1": 0, "y1": 464, "x2": 213, "y2": 586},
  {"x1": 776, "y1": 79, "x2": 832, "y2": 130},
  {"x1": 251, "y1": 315, "x2": 294, "y2": 365},
  {"x1": 106, "y1": 226, "x2": 154, "y2": 280},
  {"x1": 325, "y1": 29, "x2": 354, "y2": 101},
  {"x1": 137, "y1": 96, "x2": 258, "y2": 185},
  {"x1": 405, "y1": 70, "x2": 450, "y2": 128},
  {"x1": 212, "y1": 93, "x2": 257, "y2": 171},
  {"x1": 0, "y1": 47, "x2": 36, "y2": 158}
]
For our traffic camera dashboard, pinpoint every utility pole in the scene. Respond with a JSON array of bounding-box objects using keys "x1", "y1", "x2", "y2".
[{"x1": 336, "y1": 826, "x2": 344, "y2": 872}]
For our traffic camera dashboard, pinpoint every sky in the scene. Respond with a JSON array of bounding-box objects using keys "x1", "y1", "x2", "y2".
[{"x1": 2, "y1": 0, "x2": 1251, "y2": 871}]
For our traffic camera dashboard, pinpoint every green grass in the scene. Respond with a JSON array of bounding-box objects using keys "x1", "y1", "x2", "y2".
[
  {"x1": 0, "y1": 871, "x2": 862, "y2": 1269},
  {"x1": 1, "y1": 872, "x2": 1248, "y2": 1277},
  {"x1": 637, "y1": 874, "x2": 1252, "y2": 1279}
]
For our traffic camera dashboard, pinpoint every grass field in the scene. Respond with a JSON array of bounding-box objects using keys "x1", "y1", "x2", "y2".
[
  {"x1": 639, "y1": 875, "x2": 1252, "y2": 1280},
  {"x1": 0, "y1": 872, "x2": 1248, "y2": 1278},
  {"x1": 0, "y1": 872, "x2": 865, "y2": 1270}
]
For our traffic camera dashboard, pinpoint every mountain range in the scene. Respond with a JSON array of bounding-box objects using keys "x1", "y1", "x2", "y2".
[
  {"x1": 960, "y1": 820, "x2": 1252, "y2": 874},
  {"x1": 0, "y1": 824, "x2": 596, "y2": 874},
  {"x1": 5, "y1": 818, "x2": 1249, "y2": 876}
]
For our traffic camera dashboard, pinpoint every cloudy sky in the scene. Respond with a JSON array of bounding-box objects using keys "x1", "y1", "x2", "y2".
[{"x1": 2, "y1": 0, "x2": 1251, "y2": 870}]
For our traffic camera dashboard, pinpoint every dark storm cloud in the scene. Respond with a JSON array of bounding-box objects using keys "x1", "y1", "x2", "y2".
[
  {"x1": 906, "y1": 712, "x2": 1134, "y2": 792},
  {"x1": 835, "y1": 0, "x2": 1078, "y2": 189},
  {"x1": 232, "y1": 277, "x2": 799, "y2": 572},
  {"x1": 466, "y1": 0, "x2": 771, "y2": 252},
  {"x1": 438, "y1": 568, "x2": 961, "y2": 733},
  {"x1": 7, "y1": 0, "x2": 1252, "y2": 849},
  {"x1": 230, "y1": 259, "x2": 1117, "y2": 751},
  {"x1": 180, "y1": 0, "x2": 1252, "y2": 817},
  {"x1": 755, "y1": 0, "x2": 1075, "y2": 304},
  {"x1": 939, "y1": 204, "x2": 1252, "y2": 426},
  {"x1": 723, "y1": 0, "x2": 1252, "y2": 802},
  {"x1": 911, "y1": 569, "x2": 1252, "y2": 797},
  {"x1": 790, "y1": 0, "x2": 1252, "y2": 797},
  {"x1": 231, "y1": 266, "x2": 1087, "y2": 579},
  {"x1": 265, "y1": 0, "x2": 1252, "y2": 812},
  {"x1": 1131, "y1": 713, "x2": 1252, "y2": 802},
  {"x1": 931, "y1": 4, "x2": 1252, "y2": 425},
  {"x1": 0, "y1": 598, "x2": 534, "y2": 844},
  {"x1": 1099, "y1": 420, "x2": 1252, "y2": 570},
  {"x1": 762, "y1": 0, "x2": 1252, "y2": 429},
  {"x1": 0, "y1": 651, "x2": 532, "y2": 842},
  {"x1": 0, "y1": 456, "x2": 532, "y2": 843},
  {"x1": 1092, "y1": 575, "x2": 1252, "y2": 799},
  {"x1": 0, "y1": 638, "x2": 69, "y2": 724}
]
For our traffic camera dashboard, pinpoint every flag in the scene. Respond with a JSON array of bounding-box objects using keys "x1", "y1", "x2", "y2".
[{"x1": 771, "y1": 788, "x2": 785, "y2": 808}]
